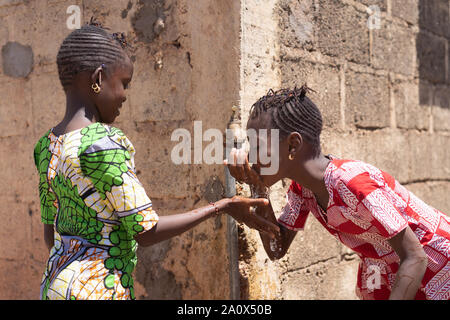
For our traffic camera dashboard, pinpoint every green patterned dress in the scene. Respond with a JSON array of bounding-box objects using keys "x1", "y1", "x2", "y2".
[{"x1": 34, "y1": 122, "x2": 159, "y2": 300}]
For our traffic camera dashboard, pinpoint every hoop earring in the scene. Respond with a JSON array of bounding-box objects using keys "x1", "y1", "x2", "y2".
[
  {"x1": 288, "y1": 154, "x2": 294, "y2": 160},
  {"x1": 92, "y1": 83, "x2": 101, "y2": 94}
]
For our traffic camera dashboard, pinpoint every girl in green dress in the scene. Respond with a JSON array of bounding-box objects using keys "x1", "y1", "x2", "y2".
[{"x1": 34, "y1": 22, "x2": 278, "y2": 300}]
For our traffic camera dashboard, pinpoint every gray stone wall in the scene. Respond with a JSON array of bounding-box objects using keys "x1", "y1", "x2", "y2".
[{"x1": 238, "y1": 0, "x2": 449, "y2": 300}]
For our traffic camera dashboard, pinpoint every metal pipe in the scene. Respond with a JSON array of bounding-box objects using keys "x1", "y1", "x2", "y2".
[
  {"x1": 225, "y1": 168, "x2": 240, "y2": 300},
  {"x1": 226, "y1": 106, "x2": 242, "y2": 300}
]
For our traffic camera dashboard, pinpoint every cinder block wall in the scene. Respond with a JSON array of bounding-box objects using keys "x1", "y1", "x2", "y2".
[
  {"x1": 238, "y1": 0, "x2": 449, "y2": 299},
  {"x1": 0, "y1": 0, "x2": 240, "y2": 299}
]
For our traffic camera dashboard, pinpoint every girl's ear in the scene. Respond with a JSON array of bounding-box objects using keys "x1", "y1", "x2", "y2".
[
  {"x1": 90, "y1": 65, "x2": 104, "y2": 86},
  {"x1": 287, "y1": 132, "x2": 303, "y2": 155}
]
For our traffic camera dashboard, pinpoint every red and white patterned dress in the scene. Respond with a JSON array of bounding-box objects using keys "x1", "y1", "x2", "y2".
[{"x1": 278, "y1": 157, "x2": 450, "y2": 300}]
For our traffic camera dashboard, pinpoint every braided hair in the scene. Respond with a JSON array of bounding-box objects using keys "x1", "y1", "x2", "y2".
[
  {"x1": 56, "y1": 18, "x2": 129, "y2": 90},
  {"x1": 249, "y1": 85, "x2": 323, "y2": 155}
]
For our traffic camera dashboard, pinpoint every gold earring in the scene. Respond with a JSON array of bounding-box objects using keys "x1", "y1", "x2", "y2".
[
  {"x1": 289, "y1": 154, "x2": 294, "y2": 160},
  {"x1": 92, "y1": 83, "x2": 101, "y2": 94}
]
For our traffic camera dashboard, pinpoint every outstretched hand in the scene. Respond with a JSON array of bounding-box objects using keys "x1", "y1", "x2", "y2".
[{"x1": 220, "y1": 196, "x2": 280, "y2": 239}]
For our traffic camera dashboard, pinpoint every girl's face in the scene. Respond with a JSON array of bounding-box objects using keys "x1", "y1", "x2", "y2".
[
  {"x1": 93, "y1": 55, "x2": 133, "y2": 124},
  {"x1": 246, "y1": 114, "x2": 291, "y2": 187}
]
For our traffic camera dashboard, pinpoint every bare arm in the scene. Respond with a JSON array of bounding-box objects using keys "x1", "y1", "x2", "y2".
[
  {"x1": 135, "y1": 201, "x2": 225, "y2": 247},
  {"x1": 43, "y1": 224, "x2": 54, "y2": 251},
  {"x1": 255, "y1": 198, "x2": 297, "y2": 260},
  {"x1": 135, "y1": 197, "x2": 280, "y2": 247},
  {"x1": 387, "y1": 226, "x2": 428, "y2": 300}
]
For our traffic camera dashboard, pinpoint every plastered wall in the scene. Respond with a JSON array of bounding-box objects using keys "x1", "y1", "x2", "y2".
[{"x1": 0, "y1": 0, "x2": 240, "y2": 299}]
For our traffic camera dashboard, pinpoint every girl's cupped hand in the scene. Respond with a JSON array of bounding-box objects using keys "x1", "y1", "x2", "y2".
[{"x1": 216, "y1": 196, "x2": 280, "y2": 239}]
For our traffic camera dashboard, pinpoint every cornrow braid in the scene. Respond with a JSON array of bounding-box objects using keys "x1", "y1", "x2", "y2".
[
  {"x1": 249, "y1": 85, "x2": 323, "y2": 154},
  {"x1": 57, "y1": 19, "x2": 129, "y2": 89}
]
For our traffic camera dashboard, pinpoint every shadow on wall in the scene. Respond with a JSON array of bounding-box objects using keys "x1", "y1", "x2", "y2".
[
  {"x1": 135, "y1": 239, "x2": 183, "y2": 300},
  {"x1": 417, "y1": 0, "x2": 449, "y2": 110}
]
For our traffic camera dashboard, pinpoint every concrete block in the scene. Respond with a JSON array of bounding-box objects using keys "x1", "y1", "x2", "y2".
[
  {"x1": 359, "y1": 130, "x2": 410, "y2": 183},
  {"x1": 432, "y1": 105, "x2": 450, "y2": 132},
  {"x1": 280, "y1": 60, "x2": 341, "y2": 128},
  {"x1": 371, "y1": 23, "x2": 416, "y2": 76},
  {"x1": 187, "y1": 0, "x2": 240, "y2": 127},
  {"x1": 278, "y1": 0, "x2": 315, "y2": 51},
  {"x1": 432, "y1": 86, "x2": 450, "y2": 131},
  {"x1": 392, "y1": 0, "x2": 419, "y2": 24},
  {"x1": 406, "y1": 181, "x2": 450, "y2": 214},
  {"x1": 393, "y1": 80, "x2": 429, "y2": 130},
  {"x1": 282, "y1": 259, "x2": 359, "y2": 299},
  {"x1": 418, "y1": 0, "x2": 450, "y2": 38},
  {"x1": 430, "y1": 134, "x2": 450, "y2": 181},
  {"x1": 240, "y1": 0, "x2": 281, "y2": 126},
  {"x1": 416, "y1": 32, "x2": 446, "y2": 84},
  {"x1": 284, "y1": 214, "x2": 341, "y2": 271},
  {"x1": 418, "y1": 81, "x2": 434, "y2": 106},
  {"x1": 363, "y1": 130, "x2": 411, "y2": 183},
  {"x1": 407, "y1": 131, "x2": 434, "y2": 181},
  {"x1": 322, "y1": 129, "x2": 411, "y2": 183},
  {"x1": 316, "y1": 0, "x2": 370, "y2": 65},
  {"x1": 345, "y1": 71, "x2": 390, "y2": 128}
]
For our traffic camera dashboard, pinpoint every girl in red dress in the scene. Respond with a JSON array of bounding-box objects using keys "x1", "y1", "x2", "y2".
[{"x1": 226, "y1": 86, "x2": 450, "y2": 300}]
